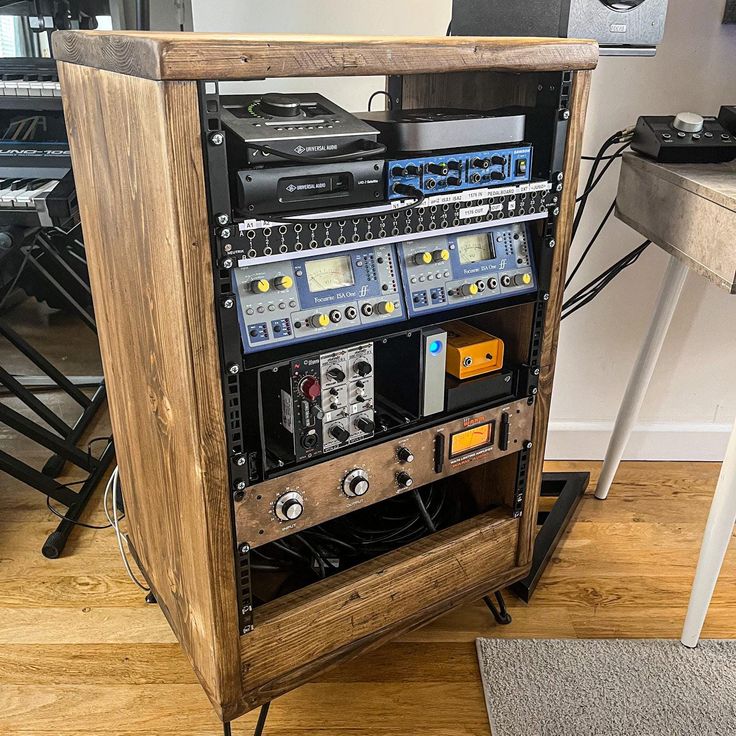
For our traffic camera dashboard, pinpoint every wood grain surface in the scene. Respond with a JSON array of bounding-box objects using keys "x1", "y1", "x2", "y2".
[
  {"x1": 237, "y1": 399, "x2": 533, "y2": 547},
  {"x1": 2, "y1": 410, "x2": 734, "y2": 736},
  {"x1": 51, "y1": 32, "x2": 598, "y2": 81},
  {"x1": 55, "y1": 63, "x2": 244, "y2": 720},
  {"x1": 616, "y1": 153, "x2": 736, "y2": 293}
]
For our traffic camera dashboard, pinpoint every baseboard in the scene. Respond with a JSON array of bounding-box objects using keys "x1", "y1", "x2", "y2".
[{"x1": 546, "y1": 420, "x2": 732, "y2": 461}]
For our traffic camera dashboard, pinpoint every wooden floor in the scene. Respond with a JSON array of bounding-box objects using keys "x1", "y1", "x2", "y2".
[{"x1": 2, "y1": 304, "x2": 735, "y2": 735}]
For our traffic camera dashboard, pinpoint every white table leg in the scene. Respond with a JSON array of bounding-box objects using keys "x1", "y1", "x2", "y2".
[
  {"x1": 594, "y1": 255, "x2": 689, "y2": 500},
  {"x1": 681, "y1": 418, "x2": 736, "y2": 648}
]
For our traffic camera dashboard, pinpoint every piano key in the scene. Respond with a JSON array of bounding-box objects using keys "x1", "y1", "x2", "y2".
[
  {"x1": 0, "y1": 179, "x2": 15, "y2": 191},
  {"x1": 16, "y1": 179, "x2": 54, "y2": 208}
]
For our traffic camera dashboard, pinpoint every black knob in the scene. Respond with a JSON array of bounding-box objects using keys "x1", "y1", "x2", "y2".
[
  {"x1": 397, "y1": 447, "x2": 414, "y2": 463},
  {"x1": 354, "y1": 360, "x2": 372, "y2": 377},
  {"x1": 259, "y1": 93, "x2": 302, "y2": 117},
  {"x1": 355, "y1": 416, "x2": 375, "y2": 433},
  {"x1": 327, "y1": 366, "x2": 346, "y2": 382},
  {"x1": 329, "y1": 425, "x2": 350, "y2": 443},
  {"x1": 472, "y1": 157, "x2": 490, "y2": 169},
  {"x1": 397, "y1": 471, "x2": 414, "y2": 488},
  {"x1": 491, "y1": 155, "x2": 506, "y2": 166},
  {"x1": 281, "y1": 498, "x2": 303, "y2": 520},
  {"x1": 490, "y1": 170, "x2": 505, "y2": 180},
  {"x1": 426, "y1": 162, "x2": 449, "y2": 176}
]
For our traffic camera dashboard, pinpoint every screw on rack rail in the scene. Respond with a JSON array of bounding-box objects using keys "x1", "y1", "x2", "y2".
[
  {"x1": 227, "y1": 363, "x2": 240, "y2": 375},
  {"x1": 532, "y1": 367, "x2": 541, "y2": 376},
  {"x1": 209, "y1": 131, "x2": 225, "y2": 146},
  {"x1": 560, "y1": 109, "x2": 570, "y2": 120},
  {"x1": 524, "y1": 441, "x2": 533, "y2": 450},
  {"x1": 221, "y1": 297, "x2": 234, "y2": 309},
  {"x1": 221, "y1": 257, "x2": 234, "y2": 269},
  {"x1": 216, "y1": 213, "x2": 230, "y2": 226},
  {"x1": 219, "y1": 226, "x2": 232, "y2": 239},
  {"x1": 543, "y1": 292, "x2": 550, "y2": 301},
  {"x1": 240, "y1": 543, "x2": 250, "y2": 553},
  {"x1": 548, "y1": 239, "x2": 556, "y2": 248},
  {"x1": 234, "y1": 479, "x2": 246, "y2": 491},
  {"x1": 235, "y1": 455, "x2": 247, "y2": 467}
]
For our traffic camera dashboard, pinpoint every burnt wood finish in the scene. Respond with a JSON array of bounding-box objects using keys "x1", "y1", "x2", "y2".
[
  {"x1": 241, "y1": 509, "x2": 522, "y2": 709},
  {"x1": 54, "y1": 33, "x2": 596, "y2": 722},
  {"x1": 56, "y1": 63, "x2": 244, "y2": 720},
  {"x1": 237, "y1": 398, "x2": 533, "y2": 547},
  {"x1": 51, "y1": 32, "x2": 598, "y2": 81}
]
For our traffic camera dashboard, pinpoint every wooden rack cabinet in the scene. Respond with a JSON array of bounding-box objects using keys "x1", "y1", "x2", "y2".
[{"x1": 53, "y1": 32, "x2": 597, "y2": 722}]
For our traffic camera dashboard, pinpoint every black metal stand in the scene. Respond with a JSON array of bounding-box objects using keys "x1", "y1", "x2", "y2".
[
  {"x1": 483, "y1": 590, "x2": 512, "y2": 625},
  {"x1": 0, "y1": 222, "x2": 112, "y2": 557},
  {"x1": 510, "y1": 471, "x2": 590, "y2": 602},
  {"x1": 224, "y1": 702, "x2": 271, "y2": 736}
]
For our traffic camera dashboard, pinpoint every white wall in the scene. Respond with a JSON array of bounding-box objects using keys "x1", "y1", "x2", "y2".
[{"x1": 193, "y1": 0, "x2": 736, "y2": 461}]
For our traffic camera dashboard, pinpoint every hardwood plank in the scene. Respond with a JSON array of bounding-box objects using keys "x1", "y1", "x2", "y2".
[
  {"x1": 56, "y1": 63, "x2": 242, "y2": 719},
  {"x1": 51, "y1": 33, "x2": 599, "y2": 81}
]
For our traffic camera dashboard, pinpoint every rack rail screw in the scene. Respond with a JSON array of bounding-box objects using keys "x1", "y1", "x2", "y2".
[
  {"x1": 524, "y1": 441, "x2": 533, "y2": 450},
  {"x1": 235, "y1": 456, "x2": 247, "y2": 467},
  {"x1": 552, "y1": 207, "x2": 560, "y2": 216},
  {"x1": 548, "y1": 239, "x2": 556, "y2": 248},
  {"x1": 543, "y1": 292, "x2": 550, "y2": 301},
  {"x1": 222, "y1": 297, "x2": 234, "y2": 309},
  {"x1": 240, "y1": 543, "x2": 250, "y2": 553},
  {"x1": 532, "y1": 367, "x2": 540, "y2": 376},
  {"x1": 209, "y1": 131, "x2": 225, "y2": 146},
  {"x1": 219, "y1": 227, "x2": 232, "y2": 239},
  {"x1": 235, "y1": 480, "x2": 246, "y2": 491},
  {"x1": 556, "y1": 172, "x2": 564, "y2": 182},
  {"x1": 216, "y1": 213, "x2": 229, "y2": 226},
  {"x1": 227, "y1": 363, "x2": 240, "y2": 375},
  {"x1": 222, "y1": 257, "x2": 234, "y2": 269},
  {"x1": 242, "y1": 605, "x2": 252, "y2": 614},
  {"x1": 560, "y1": 109, "x2": 570, "y2": 120},
  {"x1": 530, "y1": 387, "x2": 538, "y2": 395},
  {"x1": 242, "y1": 625, "x2": 252, "y2": 634}
]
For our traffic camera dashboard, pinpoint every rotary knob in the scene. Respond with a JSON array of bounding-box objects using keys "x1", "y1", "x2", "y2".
[
  {"x1": 375, "y1": 300, "x2": 395, "y2": 315},
  {"x1": 459, "y1": 283, "x2": 479, "y2": 297},
  {"x1": 308, "y1": 313, "x2": 330, "y2": 328},
  {"x1": 275, "y1": 491, "x2": 304, "y2": 521},
  {"x1": 343, "y1": 468, "x2": 370, "y2": 497},
  {"x1": 327, "y1": 366, "x2": 346, "y2": 382},
  {"x1": 299, "y1": 375, "x2": 321, "y2": 400},
  {"x1": 513, "y1": 273, "x2": 533, "y2": 286},
  {"x1": 250, "y1": 278, "x2": 270, "y2": 294},
  {"x1": 396, "y1": 471, "x2": 414, "y2": 488},
  {"x1": 414, "y1": 251, "x2": 433, "y2": 265},
  {"x1": 354, "y1": 415, "x2": 375, "y2": 433},
  {"x1": 673, "y1": 112, "x2": 704, "y2": 133},
  {"x1": 432, "y1": 249, "x2": 450, "y2": 262},
  {"x1": 273, "y1": 275, "x2": 293, "y2": 291},
  {"x1": 354, "y1": 360, "x2": 372, "y2": 377},
  {"x1": 329, "y1": 425, "x2": 350, "y2": 444},
  {"x1": 259, "y1": 93, "x2": 302, "y2": 117},
  {"x1": 397, "y1": 446, "x2": 414, "y2": 463}
]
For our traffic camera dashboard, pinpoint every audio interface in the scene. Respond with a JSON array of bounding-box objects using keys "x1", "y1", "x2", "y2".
[
  {"x1": 387, "y1": 145, "x2": 532, "y2": 199},
  {"x1": 396, "y1": 222, "x2": 536, "y2": 318},
  {"x1": 232, "y1": 244, "x2": 404, "y2": 352}
]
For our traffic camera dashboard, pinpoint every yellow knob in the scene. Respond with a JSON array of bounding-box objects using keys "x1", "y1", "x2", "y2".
[
  {"x1": 376, "y1": 300, "x2": 395, "y2": 315},
  {"x1": 522, "y1": 272, "x2": 532, "y2": 285},
  {"x1": 252, "y1": 278, "x2": 270, "y2": 294},
  {"x1": 432, "y1": 249, "x2": 450, "y2": 262},
  {"x1": 414, "y1": 251, "x2": 432, "y2": 265},
  {"x1": 459, "y1": 283, "x2": 479, "y2": 297},
  {"x1": 274, "y1": 275, "x2": 293, "y2": 290},
  {"x1": 309, "y1": 313, "x2": 330, "y2": 328},
  {"x1": 469, "y1": 283, "x2": 478, "y2": 295}
]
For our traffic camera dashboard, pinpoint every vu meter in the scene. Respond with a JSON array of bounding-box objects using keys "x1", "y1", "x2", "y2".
[{"x1": 396, "y1": 222, "x2": 536, "y2": 318}]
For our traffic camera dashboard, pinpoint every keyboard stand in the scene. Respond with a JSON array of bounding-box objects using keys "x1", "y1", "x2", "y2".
[{"x1": 0, "y1": 229, "x2": 112, "y2": 558}]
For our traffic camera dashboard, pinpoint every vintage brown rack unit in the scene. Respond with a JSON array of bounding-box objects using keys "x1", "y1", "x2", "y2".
[{"x1": 52, "y1": 31, "x2": 597, "y2": 725}]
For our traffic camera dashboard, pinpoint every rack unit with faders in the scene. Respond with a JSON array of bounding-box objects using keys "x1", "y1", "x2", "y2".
[{"x1": 55, "y1": 31, "x2": 596, "y2": 726}]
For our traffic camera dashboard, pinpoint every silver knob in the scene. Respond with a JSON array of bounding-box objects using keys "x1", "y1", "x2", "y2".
[
  {"x1": 274, "y1": 491, "x2": 304, "y2": 522},
  {"x1": 673, "y1": 112, "x2": 704, "y2": 133},
  {"x1": 343, "y1": 469, "x2": 370, "y2": 497}
]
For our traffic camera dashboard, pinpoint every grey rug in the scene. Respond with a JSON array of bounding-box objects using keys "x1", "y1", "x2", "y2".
[{"x1": 476, "y1": 639, "x2": 736, "y2": 736}]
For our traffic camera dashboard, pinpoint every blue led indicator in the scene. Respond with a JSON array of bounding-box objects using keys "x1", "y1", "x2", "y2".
[{"x1": 429, "y1": 339, "x2": 443, "y2": 355}]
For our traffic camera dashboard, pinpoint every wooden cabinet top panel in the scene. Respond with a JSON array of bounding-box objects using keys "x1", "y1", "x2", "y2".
[{"x1": 52, "y1": 32, "x2": 598, "y2": 81}]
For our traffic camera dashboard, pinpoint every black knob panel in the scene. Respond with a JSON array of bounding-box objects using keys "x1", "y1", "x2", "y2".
[
  {"x1": 329, "y1": 425, "x2": 350, "y2": 443},
  {"x1": 355, "y1": 416, "x2": 375, "y2": 433},
  {"x1": 397, "y1": 447, "x2": 414, "y2": 463},
  {"x1": 354, "y1": 360, "x2": 372, "y2": 377},
  {"x1": 397, "y1": 471, "x2": 414, "y2": 488},
  {"x1": 327, "y1": 366, "x2": 346, "y2": 382},
  {"x1": 259, "y1": 93, "x2": 302, "y2": 117}
]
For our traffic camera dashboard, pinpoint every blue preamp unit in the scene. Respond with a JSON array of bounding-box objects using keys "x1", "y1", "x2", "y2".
[
  {"x1": 233, "y1": 244, "x2": 405, "y2": 353},
  {"x1": 387, "y1": 145, "x2": 532, "y2": 199},
  {"x1": 395, "y1": 222, "x2": 536, "y2": 318}
]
